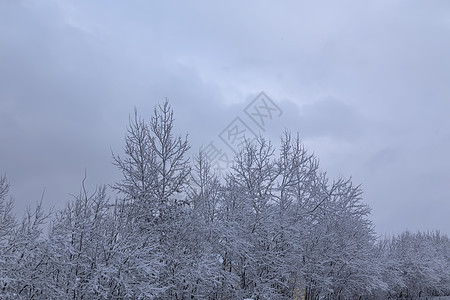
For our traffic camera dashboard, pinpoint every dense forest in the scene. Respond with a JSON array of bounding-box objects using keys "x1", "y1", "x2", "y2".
[{"x1": 1, "y1": 101, "x2": 449, "y2": 299}]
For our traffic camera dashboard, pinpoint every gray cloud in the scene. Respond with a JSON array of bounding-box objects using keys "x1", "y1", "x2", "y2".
[
  {"x1": 296, "y1": 97, "x2": 363, "y2": 140},
  {"x1": 1, "y1": 0, "x2": 449, "y2": 235}
]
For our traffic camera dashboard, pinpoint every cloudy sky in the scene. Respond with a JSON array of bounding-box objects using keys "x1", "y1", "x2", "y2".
[{"x1": 1, "y1": 0, "x2": 449, "y2": 236}]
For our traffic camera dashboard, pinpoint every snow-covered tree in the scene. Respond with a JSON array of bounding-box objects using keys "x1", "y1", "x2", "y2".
[
  {"x1": 49, "y1": 178, "x2": 163, "y2": 299},
  {"x1": 0, "y1": 177, "x2": 52, "y2": 299},
  {"x1": 3, "y1": 102, "x2": 450, "y2": 300},
  {"x1": 378, "y1": 230, "x2": 450, "y2": 299},
  {"x1": 0, "y1": 175, "x2": 17, "y2": 296},
  {"x1": 112, "y1": 101, "x2": 196, "y2": 299},
  {"x1": 113, "y1": 100, "x2": 190, "y2": 222},
  {"x1": 0, "y1": 175, "x2": 15, "y2": 250}
]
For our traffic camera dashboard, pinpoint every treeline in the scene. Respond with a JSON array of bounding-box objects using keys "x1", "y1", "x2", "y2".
[{"x1": 1, "y1": 101, "x2": 449, "y2": 299}]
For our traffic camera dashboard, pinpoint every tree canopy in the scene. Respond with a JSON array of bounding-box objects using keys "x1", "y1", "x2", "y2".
[{"x1": 1, "y1": 101, "x2": 449, "y2": 299}]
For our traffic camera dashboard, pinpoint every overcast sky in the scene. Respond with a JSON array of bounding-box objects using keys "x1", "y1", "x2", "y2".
[{"x1": 1, "y1": 0, "x2": 449, "y2": 236}]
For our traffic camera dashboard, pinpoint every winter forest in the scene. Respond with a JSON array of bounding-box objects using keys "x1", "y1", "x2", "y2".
[{"x1": 1, "y1": 101, "x2": 449, "y2": 300}]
